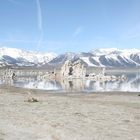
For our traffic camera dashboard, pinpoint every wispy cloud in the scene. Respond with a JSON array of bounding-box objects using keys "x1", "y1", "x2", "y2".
[
  {"x1": 120, "y1": 24, "x2": 140, "y2": 40},
  {"x1": 7, "y1": 0, "x2": 24, "y2": 7},
  {"x1": 36, "y1": 0, "x2": 43, "y2": 32},
  {"x1": 1, "y1": 39, "x2": 38, "y2": 44},
  {"x1": 36, "y1": 0, "x2": 43, "y2": 48},
  {"x1": 73, "y1": 26, "x2": 83, "y2": 37}
]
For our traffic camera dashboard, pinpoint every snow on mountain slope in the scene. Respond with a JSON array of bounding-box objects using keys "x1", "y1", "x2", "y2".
[
  {"x1": 91, "y1": 48, "x2": 122, "y2": 56},
  {"x1": 50, "y1": 48, "x2": 140, "y2": 68},
  {"x1": 80, "y1": 57, "x2": 96, "y2": 67},
  {"x1": 90, "y1": 48, "x2": 140, "y2": 67},
  {"x1": 49, "y1": 52, "x2": 77, "y2": 65},
  {"x1": 0, "y1": 47, "x2": 140, "y2": 68},
  {"x1": 0, "y1": 47, "x2": 57, "y2": 67}
]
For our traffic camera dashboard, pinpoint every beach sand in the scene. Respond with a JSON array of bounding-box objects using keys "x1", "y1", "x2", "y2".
[{"x1": 0, "y1": 85, "x2": 140, "y2": 140}]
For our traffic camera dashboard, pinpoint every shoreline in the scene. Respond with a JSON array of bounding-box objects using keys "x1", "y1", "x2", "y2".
[
  {"x1": 0, "y1": 85, "x2": 140, "y2": 140},
  {"x1": 0, "y1": 84, "x2": 139, "y2": 96}
]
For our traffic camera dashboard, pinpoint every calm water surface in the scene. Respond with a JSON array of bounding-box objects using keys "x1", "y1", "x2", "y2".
[{"x1": 1, "y1": 71, "x2": 140, "y2": 92}]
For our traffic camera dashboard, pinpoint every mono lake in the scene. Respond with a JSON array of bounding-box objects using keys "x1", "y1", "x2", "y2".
[{"x1": 0, "y1": 71, "x2": 140, "y2": 92}]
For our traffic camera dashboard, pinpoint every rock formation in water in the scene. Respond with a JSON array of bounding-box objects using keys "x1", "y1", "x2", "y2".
[{"x1": 61, "y1": 60, "x2": 86, "y2": 78}]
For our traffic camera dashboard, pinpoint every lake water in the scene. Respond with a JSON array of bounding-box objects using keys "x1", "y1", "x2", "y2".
[{"x1": 1, "y1": 71, "x2": 140, "y2": 92}]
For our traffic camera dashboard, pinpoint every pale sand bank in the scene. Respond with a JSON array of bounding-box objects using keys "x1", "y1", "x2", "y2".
[{"x1": 0, "y1": 85, "x2": 140, "y2": 140}]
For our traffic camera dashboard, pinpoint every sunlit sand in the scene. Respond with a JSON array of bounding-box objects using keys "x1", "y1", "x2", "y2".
[{"x1": 0, "y1": 85, "x2": 140, "y2": 140}]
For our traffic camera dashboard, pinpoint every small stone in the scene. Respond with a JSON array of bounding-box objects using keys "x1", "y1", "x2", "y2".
[{"x1": 27, "y1": 97, "x2": 39, "y2": 103}]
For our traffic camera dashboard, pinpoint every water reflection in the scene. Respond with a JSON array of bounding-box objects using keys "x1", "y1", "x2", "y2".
[
  {"x1": 0, "y1": 72, "x2": 140, "y2": 92},
  {"x1": 13, "y1": 80, "x2": 62, "y2": 91}
]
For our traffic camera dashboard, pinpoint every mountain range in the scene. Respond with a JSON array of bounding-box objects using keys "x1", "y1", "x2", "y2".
[
  {"x1": 0, "y1": 47, "x2": 140, "y2": 68},
  {"x1": 0, "y1": 47, "x2": 57, "y2": 67},
  {"x1": 49, "y1": 48, "x2": 140, "y2": 68}
]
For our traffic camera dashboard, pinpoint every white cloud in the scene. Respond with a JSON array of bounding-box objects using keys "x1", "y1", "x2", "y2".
[
  {"x1": 73, "y1": 26, "x2": 83, "y2": 37},
  {"x1": 36, "y1": 0, "x2": 43, "y2": 48},
  {"x1": 36, "y1": 0, "x2": 43, "y2": 32}
]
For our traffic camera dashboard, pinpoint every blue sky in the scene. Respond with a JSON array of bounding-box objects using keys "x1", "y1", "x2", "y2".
[{"x1": 0, "y1": 0, "x2": 140, "y2": 53}]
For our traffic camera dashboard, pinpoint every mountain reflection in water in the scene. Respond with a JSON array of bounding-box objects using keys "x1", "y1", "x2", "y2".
[{"x1": 0, "y1": 72, "x2": 140, "y2": 92}]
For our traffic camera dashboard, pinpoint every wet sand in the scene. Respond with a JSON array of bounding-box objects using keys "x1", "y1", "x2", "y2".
[{"x1": 0, "y1": 85, "x2": 140, "y2": 140}]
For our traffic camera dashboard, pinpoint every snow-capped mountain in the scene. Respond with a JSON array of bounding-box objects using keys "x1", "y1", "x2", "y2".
[
  {"x1": 49, "y1": 48, "x2": 140, "y2": 68},
  {"x1": 0, "y1": 47, "x2": 140, "y2": 68},
  {"x1": 0, "y1": 47, "x2": 57, "y2": 67},
  {"x1": 49, "y1": 52, "x2": 78, "y2": 65}
]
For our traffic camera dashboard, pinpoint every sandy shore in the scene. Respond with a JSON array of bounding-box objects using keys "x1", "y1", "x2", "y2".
[{"x1": 0, "y1": 85, "x2": 140, "y2": 140}]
